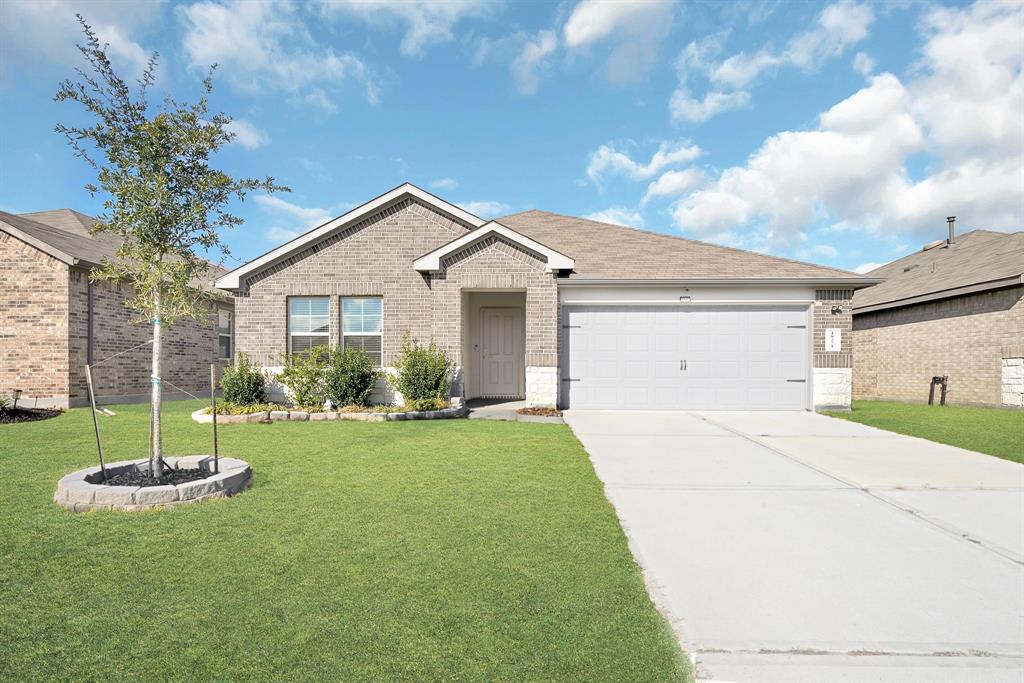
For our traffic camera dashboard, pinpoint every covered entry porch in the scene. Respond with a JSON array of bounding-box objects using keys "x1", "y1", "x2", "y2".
[{"x1": 460, "y1": 290, "x2": 527, "y2": 401}]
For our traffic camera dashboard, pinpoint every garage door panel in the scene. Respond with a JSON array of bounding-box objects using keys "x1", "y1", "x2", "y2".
[{"x1": 562, "y1": 305, "x2": 809, "y2": 410}]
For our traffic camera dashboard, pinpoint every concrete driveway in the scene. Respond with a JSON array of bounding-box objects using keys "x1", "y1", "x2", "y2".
[{"x1": 564, "y1": 410, "x2": 1024, "y2": 683}]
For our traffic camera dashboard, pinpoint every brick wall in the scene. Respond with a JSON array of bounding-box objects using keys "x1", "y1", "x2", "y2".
[
  {"x1": 853, "y1": 285, "x2": 1024, "y2": 406},
  {"x1": 67, "y1": 268, "x2": 232, "y2": 401},
  {"x1": 0, "y1": 232, "x2": 70, "y2": 402},
  {"x1": 813, "y1": 289, "x2": 854, "y2": 368},
  {"x1": 236, "y1": 198, "x2": 472, "y2": 367}
]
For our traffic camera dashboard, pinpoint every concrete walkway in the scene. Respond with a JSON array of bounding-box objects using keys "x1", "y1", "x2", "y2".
[{"x1": 564, "y1": 410, "x2": 1024, "y2": 683}]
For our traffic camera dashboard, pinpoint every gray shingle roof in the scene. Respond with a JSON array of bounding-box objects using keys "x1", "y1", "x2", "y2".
[
  {"x1": 0, "y1": 209, "x2": 228, "y2": 294},
  {"x1": 852, "y1": 230, "x2": 1024, "y2": 312},
  {"x1": 497, "y1": 209, "x2": 868, "y2": 282}
]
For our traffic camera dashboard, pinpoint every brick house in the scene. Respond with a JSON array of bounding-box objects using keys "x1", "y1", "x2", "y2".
[
  {"x1": 853, "y1": 226, "x2": 1024, "y2": 407},
  {"x1": 217, "y1": 183, "x2": 876, "y2": 411},
  {"x1": 0, "y1": 209, "x2": 234, "y2": 408}
]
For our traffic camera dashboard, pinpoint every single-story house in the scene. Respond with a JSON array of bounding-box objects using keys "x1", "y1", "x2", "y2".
[
  {"x1": 853, "y1": 224, "x2": 1024, "y2": 407},
  {"x1": 0, "y1": 209, "x2": 234, "y2": 408},
  {"x1": 217, "y1": 183, "x2": 876, "y2": 411}
]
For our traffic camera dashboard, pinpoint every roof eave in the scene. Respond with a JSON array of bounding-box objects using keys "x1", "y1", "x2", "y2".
[
  {"x1": 853, "y1": 274, "x2": 1024, "y2": 314},
  {"x1": 558, "y1": 277, "x2": 882, "y2": 287},
  {"x1": 413, "y1": 221, "x2": 575, "y2": 273},
  {"x1": 0, "y1": 222, "x2": 78, "y2": 266}
]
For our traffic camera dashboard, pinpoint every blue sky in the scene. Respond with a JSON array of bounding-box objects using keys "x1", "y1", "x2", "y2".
[{"x1": 1, "y1": 0, "x2": 1021, "y2": 274}]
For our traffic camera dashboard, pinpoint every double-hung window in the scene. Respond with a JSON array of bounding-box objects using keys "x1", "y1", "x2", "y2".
[
  {"x1": 288, "y1": 297, "x2": 330, "y2": 356},
  {"x1": 218, "y1": 309, "x2": 233, "y2": 360},
  {"x1": 342, "y1": 297, "x2": 382, "y2": 366}
]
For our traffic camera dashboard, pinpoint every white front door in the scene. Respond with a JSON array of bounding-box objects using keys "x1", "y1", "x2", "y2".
[{"x1": 480, "y1": 307, "x2": 524, "y2": 398}]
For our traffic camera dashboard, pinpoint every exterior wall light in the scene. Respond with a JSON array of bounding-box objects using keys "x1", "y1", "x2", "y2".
[{"x1": 831, "y1": 305, "x2": 843, "y2": 315}]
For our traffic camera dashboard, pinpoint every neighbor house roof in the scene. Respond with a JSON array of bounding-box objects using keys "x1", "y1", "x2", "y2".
[
  {"x1": 852, "y1": 230, "x2": 1024, "y2": 314},
  {"x1": 498, "y1": 209, "x2": 872, "y2": 285},
  {"x1": 0, "y1": 209, "x2": 228, "y2": 295}
]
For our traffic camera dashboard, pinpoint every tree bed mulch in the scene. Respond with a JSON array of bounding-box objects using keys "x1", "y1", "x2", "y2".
[
  {"x1": 516, "y1": 406, "x2": 563, "y2": 418},
  {"x1": 0, "y1": 408, "x2": 63, "y2": 425},
  {"x1": 103, "y1": 467, "x2": 211, "y2": 488}
]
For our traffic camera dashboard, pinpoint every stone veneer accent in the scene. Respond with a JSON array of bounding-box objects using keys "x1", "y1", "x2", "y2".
[
  {"x1": 854, "y1": 286, "x2": 1024, "y2": 406},
  {"x1": 812, "y1": 289, "x2": 854, "y2": 409},
  {"x1": 525, "y1": 366, "x2": 558, "y2": 408},
  {"x1": 1, "y1": 232, "x2": 231, "y2": 408},
  {"x1": 1002, "y1": 358, "x2": 1024, "y2": 407}
]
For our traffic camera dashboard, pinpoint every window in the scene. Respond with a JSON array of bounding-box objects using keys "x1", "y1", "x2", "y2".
[
  {"x1": 218, "y1": 309, "x2": 233, "y2": 359},
  {"x1": 342, "y1": 297, "x2": 382, "y2": 366},
  {"x1": 289, "y1": 297, "x2": 330, "y2": 356}
]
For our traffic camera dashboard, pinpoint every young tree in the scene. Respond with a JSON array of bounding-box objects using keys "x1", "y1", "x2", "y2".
[{"x1": 56, "y1": 16, "x2": 287, "y2": 477}]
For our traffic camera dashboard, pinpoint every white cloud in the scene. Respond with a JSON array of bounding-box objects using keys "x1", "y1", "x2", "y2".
[
  {"x1": 254, "y1": 195, "x2": 333, "y2": 226},
  {"x1": 670, "y1": 1, "x2": 873, "y2": 123},
  {"x1": 265, "y1": 226, "x2": 302, "y2": 242},
  {"x1": 812, "y1": 244, "x2": 838, "y2": 258},
  {"x1": 642, "y1": 168, "x2": 704, "y2": 205},
  {"x1": 510, "y1": 30, "x2": 558, "y2": 95},
  {"x1": 670, "y1": 1, "x2": 1024, "y2": 247},
  {"x1": 853, "y1": 51, "x2": 875, "y2": 77},
  {"x1": 430, "y1": 177, "x2": 459, "y2": 191},
  {"x1": 563, "y1": 0, "x2": 675, "y2": 82},
  {"x1": 225, "y1": 119, "x2": 270, "y2": 149},
  {"x1": 583, "y1": 207, "x2": 644, "y2": 227},
  {"x1": 854, "y1": 261, "x2": 884, "y2": 274},
  {"x1": 587, "y1": 140, "x2": 701, "y2": 183},
  {"x1": 316, "y1": 0, "x2": 494, "y2": 57},
  {"x1": 0, "y1": 0, "x2": 160, "y2": 79},
  {"x1": 179, "y1": 0, "x2": 379, "y2": 112},
  {"x1": 457, "y1": 200, "x2": 510, "y2": 218}
]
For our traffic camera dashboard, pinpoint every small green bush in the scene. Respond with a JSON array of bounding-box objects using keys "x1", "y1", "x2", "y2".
[
  {"x1": 390, "y1": 334, "x2": 453, "y2": 412},
  {"x1": 324, "y1": 347, "x2": 379, "y2": 407},
  {"x1": 220, "y1": 352, "x2": 267, "y2": 405},
  {"x1": 0, "y1": 397, "x2": 9, "y2": 414},
  {"x1": 277, "y1": 346, "x2": 329, "y2": 407}
]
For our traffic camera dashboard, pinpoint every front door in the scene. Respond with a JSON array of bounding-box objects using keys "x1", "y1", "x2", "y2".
[{"x1": 480, "y1": 307, "x2": 524, "y2": 398}]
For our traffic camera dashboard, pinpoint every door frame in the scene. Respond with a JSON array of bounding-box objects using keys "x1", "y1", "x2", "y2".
[{"x1": 478, "y1": 306, "x2": 525, "y2": 399}]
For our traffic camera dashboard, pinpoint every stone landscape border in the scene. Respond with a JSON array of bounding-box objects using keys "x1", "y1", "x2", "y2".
[
  {"x1": 191, "y1": 404, "x2": 468, "y2": 424},
  {"x1": 54, "y1": 456, "x2": 251, "y2": 512}
]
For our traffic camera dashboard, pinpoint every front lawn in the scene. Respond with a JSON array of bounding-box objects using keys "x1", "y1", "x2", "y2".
[
  {"x1": 0, "y1": 401, "x2": 689, "y2": 681},
  {"x1": 826, "y1": 400, "x2": 1024, "y2": 464}
]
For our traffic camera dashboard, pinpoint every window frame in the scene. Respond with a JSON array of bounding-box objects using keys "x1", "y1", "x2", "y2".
[
  {"x1": 287, "y1": 296, "x2": 331, "y2": 356},
  {"x1": 217, "y1": 308, "x2": 233, "y2": 360},
  {"x1": 341, "y1": 297, "x2": 383, "y2": 367}
]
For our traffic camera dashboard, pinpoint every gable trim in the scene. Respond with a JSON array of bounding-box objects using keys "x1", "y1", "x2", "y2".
[
  {"x1": 215, "y1": 183, "x2": 486, "y2": 290},
  {"x1": 0, "y1": 220, "x2": 78, "y2": 266},
  {"x1": 414, "y1": 221, "x2": 575, "y2": 273}
]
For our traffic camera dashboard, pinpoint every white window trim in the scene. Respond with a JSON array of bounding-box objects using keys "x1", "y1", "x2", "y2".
[
  {"x1": 341, "y1": 296, "x2": 383, "y2": 367},
  {"x1": 288, "y1": 296, "x2": 331, "y2": 355},
  {"x1": 217, "y1": 309, "x2": 233, "y2": 360},
  {"x1": 413, "y1": 221, "x2": 574, "y2": 272}
]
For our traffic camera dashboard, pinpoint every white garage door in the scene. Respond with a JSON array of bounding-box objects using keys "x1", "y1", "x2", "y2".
[{"x1": 561, "y1": 305, "x2": 809, "y2": 410}]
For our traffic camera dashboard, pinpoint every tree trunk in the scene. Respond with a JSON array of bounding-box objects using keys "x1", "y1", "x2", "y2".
[{"x1": 150, "y1": 290, "x2": 164, "y2": 478}]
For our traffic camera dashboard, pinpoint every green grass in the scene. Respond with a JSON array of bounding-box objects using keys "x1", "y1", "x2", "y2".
[
  {"x1": 826, "y1": 400, "x2": 1024, "y2": 464},
  {"x1": 0, "y1": 400, "x2": 689, "y2": 682}
]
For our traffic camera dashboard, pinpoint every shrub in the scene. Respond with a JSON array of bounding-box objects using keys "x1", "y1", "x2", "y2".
[
  {"x1": 324, "y1": 347, "x2": 379, "y2": 407},
  {"x1": 390, "y1": 334, "x2": 453, "y2": 411},
  {"x1": 277, "y1": 346, "x2": 329, "y2": 407},
  {"x1": 220, "y1": 352, "x2": 267, "y2": 405},
  {"x1": 0, "y1": 397, "x2": 9, "y2": 414}
]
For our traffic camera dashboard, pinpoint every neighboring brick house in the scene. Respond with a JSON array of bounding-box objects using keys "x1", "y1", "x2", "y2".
[
  {"x1": 853, "y1": 226, "x2": 1024, "y2": 407},
  {"x1": 0, "y1": 209, "x2": 234, "y2": 409},
  {"x1": 218, "y1": 183, "x2": 876, "y2": 411}
]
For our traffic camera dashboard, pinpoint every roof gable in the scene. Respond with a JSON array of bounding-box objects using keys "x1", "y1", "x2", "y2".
[
  {"x1": 216, "y1": 183, "x2": 484, "y2": 290},
  {"x1": 413, "y1": 221, "x2": 574, "y2": 273}
]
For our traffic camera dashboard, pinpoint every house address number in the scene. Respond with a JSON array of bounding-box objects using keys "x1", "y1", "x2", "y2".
[{"x1": 826, "y1": 328, "x2": 842, "y2": 352}]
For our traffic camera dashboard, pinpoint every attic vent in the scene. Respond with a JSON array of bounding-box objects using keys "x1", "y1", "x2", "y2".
[
  {"x1": 922, "y1": 239, "x2": 946, "y2": 251},
  {"x1": 903, "y1": 263, "x2": 919, "y2": 273}
]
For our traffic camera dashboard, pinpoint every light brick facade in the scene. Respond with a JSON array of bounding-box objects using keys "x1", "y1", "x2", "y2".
[
  {"x1": 0, "y1": 231, "x2": 231, "y2": 408},
  {"x1": 234, "y1": 198, "x2": 560, "y2": 405},
  {"x1": 853, "y1": 285, "x2": 1024, "y2": 406}
]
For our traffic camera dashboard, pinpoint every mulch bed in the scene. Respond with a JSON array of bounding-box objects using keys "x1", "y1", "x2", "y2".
[
  {"x1": 104, "y1": 468, "x2": 210, "y2": 488},
  {"x1": 516, "y1": 407, "x2": 563, "y2": 417},
  {"x1": 0, "y1": 408, "x2": 63, "y2": 424}
]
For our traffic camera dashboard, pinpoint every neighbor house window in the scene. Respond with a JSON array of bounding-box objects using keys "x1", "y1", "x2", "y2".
[
  {"x1": 218, "y1": 309, "x2": 233, "y2": 360},
  {"x1": 288, "y1": 297, "x2": 330, "y2": 356},
  {"x1": 342, "y1": 297, "x2": 382, "y2": 366}
]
